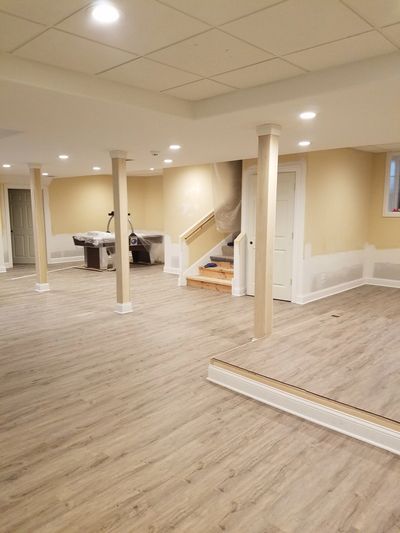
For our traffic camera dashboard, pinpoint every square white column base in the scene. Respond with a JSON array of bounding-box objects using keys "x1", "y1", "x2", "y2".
[
  {"x1": 115, "y1": 302, "x2": 133, "y2": 314},
  {"x1": 0, "y1": 265, "x2": 6, "y2": 273},
  {"x1": 35, "y1": 282, "x2": 50, "y2": 292}
]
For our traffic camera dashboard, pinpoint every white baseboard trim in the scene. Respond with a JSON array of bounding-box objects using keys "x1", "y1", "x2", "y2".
[
  {"x1": 163, "y1": 266, "x2": 179, "y2": 275},
  {"x1": 49, "y1": 256, "x2": 83, "y2": 264},
  {"x1": 208, "y1": 364, "x2": 400, "y2": 455},
  {"x1": 0, "y1": 264, "x2": 6, "y2": 273},
  {"x1": 35, "y1": 282, "x2": 50, "y2": 293},
  {"x1": 295, "y1": 278, "x2": 365, "y2": 304},
  {"x1": 232, "y1": 286, "x2": 246, "y2": 297},
  {"x1": 294, "y1": 276, "x2": 400, "y2": 305},
  {"x1": 365, "y1": 277, "x2": 400, "y2": 288},
  {"x1": 114, "y1": 302, "x2": 133, "y2": 314}
]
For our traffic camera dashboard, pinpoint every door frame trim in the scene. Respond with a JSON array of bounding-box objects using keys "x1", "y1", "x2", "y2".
[
  {"x1": 243, "y1": 160, "x2": 306, "y2": 303},
  {"x1": 4, "y1": 183, "x2": 32, "y2": 268},
  {"x1": 281, "y1": 161, "x2": 306, "y2": 304}
]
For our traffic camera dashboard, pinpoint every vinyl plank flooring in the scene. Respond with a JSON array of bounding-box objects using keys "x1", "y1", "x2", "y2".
[
  {"x1": 218, "y1": 285, "x2": 400, "y2": 421},
  {"x1": 0, "y1": 266, "x2": 399, "y2": 532}
]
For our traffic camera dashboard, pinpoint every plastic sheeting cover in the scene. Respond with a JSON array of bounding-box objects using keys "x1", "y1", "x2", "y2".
[
  {"x1": 73, "y1": 231, "x2": 115, "y2": 246},
  {"x1": 212, "y1": 160, "x2": 242, "y2": 234}
]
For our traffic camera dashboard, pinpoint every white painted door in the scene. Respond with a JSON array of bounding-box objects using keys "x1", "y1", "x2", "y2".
[
  {"x1": 244, "y1": 171, "x2": 295, "y2": 301},
  {"x1": 9, "y1": 189, "x2": 35, "y2": 264}
]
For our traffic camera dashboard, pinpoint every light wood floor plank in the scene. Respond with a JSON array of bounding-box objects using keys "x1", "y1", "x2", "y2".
[
  {"x1": 0, "y1": 265, "x2": 399, "y2": 532},
  {"x1": 217, "y1": 284, "x2": 400, "y2": 421}
]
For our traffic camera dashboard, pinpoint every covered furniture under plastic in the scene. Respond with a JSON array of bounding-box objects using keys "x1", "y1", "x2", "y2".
[
  {"x1": 73, "y1": 231, "x2": 115, "y2": 270},
  {"x1": 73, "y1": 231, "x2": 164, "y2": 270}
]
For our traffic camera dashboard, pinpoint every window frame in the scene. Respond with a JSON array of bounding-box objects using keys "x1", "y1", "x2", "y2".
[{"x1": 383, "y1": 152, "x2": 400, "y2": 217}]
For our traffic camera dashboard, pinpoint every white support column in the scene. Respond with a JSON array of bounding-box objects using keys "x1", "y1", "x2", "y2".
[
  {"x1": 110, "y1": 150, "x2": 133, "y2": 314},
  {"x1": 29, "y1": 163, "x2": 49, "y2": 292},
  {"x1": 254, "y1": 124, "x2": 281, "y2": 339}
]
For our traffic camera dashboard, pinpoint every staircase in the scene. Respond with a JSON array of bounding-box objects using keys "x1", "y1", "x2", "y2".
[{"x1": 186, "y1": 244, "x2": 234, "y2": 293}]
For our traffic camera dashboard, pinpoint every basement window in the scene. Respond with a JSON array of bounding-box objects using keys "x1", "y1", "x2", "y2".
[{"x1": 384, "y1": 153, "x2": 400, "y2": 216}]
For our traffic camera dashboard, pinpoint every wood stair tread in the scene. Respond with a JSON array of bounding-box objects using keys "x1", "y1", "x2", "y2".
[{"x1": 187, "y1": 275, "x2": 232, "y2": 286}]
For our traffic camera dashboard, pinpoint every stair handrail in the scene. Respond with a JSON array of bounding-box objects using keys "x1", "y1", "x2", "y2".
[
  {"x1": 178, "y1": 210, "x2": 215, "y2": 286},
  {"x1": 180, "y1": 211, "x2": 215, "y2": 244}
]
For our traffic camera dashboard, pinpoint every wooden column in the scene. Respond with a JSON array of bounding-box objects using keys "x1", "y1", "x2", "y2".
[
  {"x1": 29, "y1": 163, "x2": 49, "y2": 292},
  {"x1": 110, "y1": 150, "x2": 132, "y2": 314},
  {"x1": 0, "y1": 220, "x2": 5, "y2": 272},
  {"x1": 254, "y1": 124, "x2": 281, "y2": 339}
]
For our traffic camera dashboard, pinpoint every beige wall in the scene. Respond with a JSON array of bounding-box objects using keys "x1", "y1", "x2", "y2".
[
  {"x1": 127, "y1": 174, "x2": 164, "y2": 231},
  {"x1": 368, "y1": 153, "x2": 400, "y2": 249},
  {"x1": 39, "y1": 149, "x2": 400, "y2": 257},
  {"x1": 49, "y1": 175, "x2": 113, "y2": 234},
  {"x1": 187, "y1": 218, "x2": 228, "y2": 264},
  {"x1": 163, "y1": 164, "x2": 215, "y2": 242},
  {"x1": 245, "y1": 149, "x2": 374, "y2": 256},
  {"x1": 141, "y1": 174, "x2": 164, "y2": 231},
  {"x1": 49, "y1": 174, "x2": 163, "y2": 234},
  {"x1": 305, "y1": 149, "x2": 373, "y2": 255}
]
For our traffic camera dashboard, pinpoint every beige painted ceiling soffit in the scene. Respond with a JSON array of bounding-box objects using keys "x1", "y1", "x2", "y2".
[
  {"x1": 194, "y1": 51, "x2": 400, "y2": 118},
  {"x1": 2, "y1": 50, "x2": 400, "y2": 122},
  {"x1": 0, "y1": 52, "x2": 193, "y2": 119}
]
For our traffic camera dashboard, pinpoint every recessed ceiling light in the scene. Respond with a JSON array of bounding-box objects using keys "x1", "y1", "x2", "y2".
[
  {"x1": 2, "y1": 163, "x2": 11, "y2": 168},
  {"x1": 58, "y1": 154, "x2": 69, "y2": 160},
  {"x1": 92, "y1": 166, "x2": 101, "y2": 171},
  {"x1": 169, "y1": 144, "x2": 181, "y2": 151},
  {"x1": 298, "y1": 140, "x2": 311, "y2": 147},
  {"x1": 163, "y1": 159, "x2": 173, "y2": 164},
  {"x1": 42, "y1": 172, "x2": 49, "y2": 176},
  {"x1": 149, "y1": 167, "x2": 155, "y2": 171},
  {"x1": 299, "y1": 111, "x2": 316, "y2": 120},
  {"x1": 92, "y1": 2, "x2": 120, "y2": 24}
]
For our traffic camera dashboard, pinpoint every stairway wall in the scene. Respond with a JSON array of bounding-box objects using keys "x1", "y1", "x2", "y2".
[{"x1": 188, "y1": 218, "x2": 229, "y2": 265}]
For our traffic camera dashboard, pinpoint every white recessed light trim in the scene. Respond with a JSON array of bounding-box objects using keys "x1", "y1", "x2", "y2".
[
  {"x1": 149, "y1": 167, "x2": 155, "y2": 171},
  {"x1": 42, "y1": 172, "x2": 49, "y2": 176},
  {"x1": 164, "y1": 159, "x2": 173, "y2": 164},
  {"x1": 299, "y1": 111, "x2": 316, "y2": 120},
  {"x1": 92, "y1": 166, "x2": 101, "y2": 171},
  {"x1": 2, "y1": 163, "x2": 11, "y2": 168},
  {"x1": 298, "y1": 140, "x2": 311, "y2": 147},
  {"x1": 92, "y1": 2, "x2": 120, "y2": 24},
  {"x1": 58, "y1": 154, "x2": 69, "y2": 160},
  {"x1": 169, "y1": 144, "x2": 181, "y2": 151}
]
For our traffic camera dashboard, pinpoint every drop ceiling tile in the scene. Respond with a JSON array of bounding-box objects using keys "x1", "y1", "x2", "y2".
[
  {"x1": 0, "y1": 12, "x2": 44, "y2": 52},
  {"x1": 222, "y1": 0, "x2": 371, "y2": 55},
  {"x1": 285, "y1": 31, "x2": 397, "y2": 71},
  {"x1": 212, "y1": 58, "x2": 304, "y2": 88},
  {"x1": 148, "y1": 29, "x2": 272, "y2": 77},
  {"x1": 14, "y1": 29, "x2": 135, "y2": 75},
  {"x1": 382, "y1": 23, "x2": 400, "y2": 47},
  {"x1": 164, "y1": 79, "x2": 234, "y2": 100},
  {"x1": 0, "y1": 0, "x2": 88, "y2": 25},
  {"x1": 342, "y1": 0, "x2": 400, "y2": 28},
  {"x1": 57, "y1": 0, "x2": 210, "y2": 55},
  {"x1": 159, "y1": 0, "x2": 282, "y2": 26},
  {"x1": 100, "y1": 58, "x2": 200, "y2": 91}
]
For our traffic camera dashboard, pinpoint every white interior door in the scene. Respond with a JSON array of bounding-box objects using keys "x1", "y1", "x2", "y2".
[
  {"x1": 9, "y1": 189, "x2": 35, "y2": 264},
  {"x1": 244, "y1": 171, "x2": 295, "y2": 301}
]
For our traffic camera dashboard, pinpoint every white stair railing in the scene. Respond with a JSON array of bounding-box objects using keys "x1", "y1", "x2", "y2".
[{"x1": 232, "y1": 232, "x2": 246, "y2": 296}]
